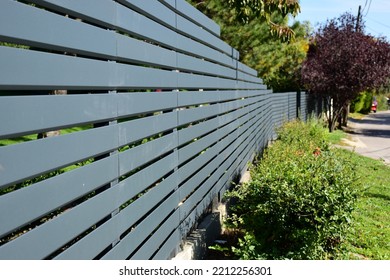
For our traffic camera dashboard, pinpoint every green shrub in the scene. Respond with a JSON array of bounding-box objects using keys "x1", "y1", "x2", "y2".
[
  {"x1": 351, "y1": 91, "x2": 373, "y2": 114},
  {"x1": 226, "y1": 120, "x2": 359, "y2": 259}
]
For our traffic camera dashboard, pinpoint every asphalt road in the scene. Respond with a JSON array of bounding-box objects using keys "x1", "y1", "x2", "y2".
[{"x1": 346, "y1": 110, "x2": 390, "y2": 164}]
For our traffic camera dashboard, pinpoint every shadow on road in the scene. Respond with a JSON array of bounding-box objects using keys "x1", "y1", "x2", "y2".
[{"x1": 348, "y1": 111, "x2": 390, "y2": 139}]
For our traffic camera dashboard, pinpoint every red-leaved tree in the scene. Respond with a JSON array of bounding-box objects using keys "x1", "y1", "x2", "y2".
[{"x1": 301, "y1": 13, "x2": 390, "y2": 132}]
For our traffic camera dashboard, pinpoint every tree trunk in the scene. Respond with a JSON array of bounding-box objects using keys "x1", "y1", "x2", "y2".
[{"x1": 342, "y1": 103, "x2": 350, "y2": 127}]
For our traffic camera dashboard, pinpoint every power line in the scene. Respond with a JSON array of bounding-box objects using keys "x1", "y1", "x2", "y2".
[
  {"x1": 361, "y1": 0, "x2": 369, "y2": 14},
  {"x1": 364, "y1": 0, "x2": 373, "y2": 16},
  {"x1": 366, "y1": 16, "x2": 390, "y2": 29}
]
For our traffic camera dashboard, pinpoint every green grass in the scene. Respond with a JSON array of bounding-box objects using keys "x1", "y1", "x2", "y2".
[
  {"x1": 325, "y1": 128, "x2": 346, "y2": 144},
  {"x1": 325, "y1": 126, "x2": 389, "y2": 259},
  {"x1": 349, "y1": 112, "x2": 367, "y2": 120},
  {"x1": 332, "y1": 149, "x2": 390, "y2": 259}
]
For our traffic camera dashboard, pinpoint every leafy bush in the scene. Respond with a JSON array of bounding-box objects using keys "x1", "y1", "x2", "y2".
[
  {"x1": 226, "y1": 120, "x2": 359, "y2": 259},
  {"x1": 350, "y1": 91, "x2": 373, "y2": 114}
]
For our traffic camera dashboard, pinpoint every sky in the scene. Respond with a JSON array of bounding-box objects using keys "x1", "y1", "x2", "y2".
[{"x1": 293, "y1": 0, "x2": 390, "y2": 41}]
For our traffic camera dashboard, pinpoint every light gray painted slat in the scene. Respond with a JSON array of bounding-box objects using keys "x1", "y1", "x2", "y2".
[
  {"x1": 0, "y1": 1, "x2": 116, "y2": 59},
  {"x1": 115, "y1": 2, "x2": 177, "y2": 49},
  {"x1": 117, "y1": 3, "x2": 235, "y2": 68},
  {"x1": 116, "y1": 33, "x2": 177, "y2": 68},
  {"x1": 115, "y1": 63, "x2": 179, "y2": 90},
  {"x1": 176, "y1": 38, "x2": 236, "y2": 68},
  {"x1": 178, "y1": 90, "x2": 237, "y2": 107},
  {"x1": 118, "y1": 112, "x2": 177, "y2": 147},
  {"x1": 237, "y1": 61, "x2": 258, "y2": 77},
  {"x1": 179, "y1": 147, "x2": 223, "y2": 202},
  {"x1": 0, "y1": 156, "x2": 119, "y2": 238},
  {"x1": 26, "y1": 0, "x2": 229, "y2": 69},
  {"x1": 134, "y1": 212, "x2": 181, "y2": 260},
  {"x1": 0, "y1": 47, "x2": 181, "y2": 90},
  {"x1": 178, "y1": 127, "x2": 222, "y2": 165},
  {"x1": 177, "y1": 101, "x2": 254, "y2": 146},
  {"x1": 179, "y1": 151, "x2": 230, "y2": 222},
  {"x1": 102, "y1": 199, "x2": 180, "y2": 260},
  {"x1": 176, "y1": 14, "x2": 231, "y2": 55},
  {"x1": 178, "y1": 91, "x2": 221, "y2": 106},
  {"x1": 178, "y1": 139, "x2": 221, "y2": 186},
  {"x1": 55, "y1": 172, "x2": 178, "y2": 260},
  {"x1": 0, "y1": 125, "x2": 118, "y2": 189},
  {"x1": 19, "y1": 0, "x2": 231, "y2": 69},
  {"x1": 178, "y1": 98, "x2": 249, "y2": 126},
  {"x1": 0, "y1": 94, "x2": 117, "y2": 139},
  {"x1": 119, "y1": 133, "x2": 178, "y2": 176},
  {"x1": 237, "y1": 71, "x2": 263, "y2": 84},
  {"x1": 0, "y1": 154, "x2": 176, "y2": 260},
  {"x1": 150, "y1": 228, "x2": 181, "y2": 260},
  {"x1": 186, "y1": 90, "x2": 267, "y2": 108},
  {"x1": 160, "y1": 0, "x2": 175, "y2": 9},
  {"x1": 119, "y1": 0, "x2": 232, "y2": 62},
  {"x1": 117, "y1": 92, "x2": 177, "y2": 117},
  {"x1": 178, "y1": 118, "x2": 220, "y2": 146},
  {"x1": 116, "y1": 0, "x2": 177, "y2": 30},
  {"x1": 175, "y1": 0, "x2": 220, "y2": 37},
  {"x1": 178, "y1": 103, "x2": 220, "y2": 126},
  {"x1": 218, "y1": 132, "x2": 257, "y2": 195},
  {"x1": 178, "y1": 115, "x2": 248, "y2": 166},
  {"x1": 177, "y1": 53, "x2": 236, "y2": 79},
  {"x1": 236, "y1": 81, "x2": 267, "y2": 90},
  {"x1": 0, "y1": 46, "x2": 113, "y2": 90},
  {"x1": 178, "y1": 112, "x2": 253, "y2": 186},
  {"x1": 27, "y1": 0, "x2": 117, "y2": 29}
]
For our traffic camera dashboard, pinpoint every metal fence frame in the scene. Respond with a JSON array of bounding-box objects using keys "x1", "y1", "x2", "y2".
[{"x1": 0, "y1": 0, "x2": 310, "y2": 259}]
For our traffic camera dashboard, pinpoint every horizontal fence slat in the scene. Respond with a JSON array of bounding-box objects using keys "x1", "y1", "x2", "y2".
[
  {"x1": 0, "y1": 1, "x2": 116, "y2": 59},
  {"x1": 177, "y1": 53, "x2": 236, "y2": 78},
  {"x1": 55, "y1": 171, "x2": 178, "y2": 260},
  {"x1": 178, "y1": 112, "x2": 256, "y2": 199},
  {"x1": 176, "y1": 14, "x2": 232, "y2": 56},
  {"x1": 0, "y1": 0, "x2": 315, "y2": 261},
  {"x1": 0, "y1": 46, "x2": 113, "y2": 90},
  {"x1": 174, "y1": 0, "x2": 220, "y2": 37},
  {"x1": 0, "y1": 153, "x2": 176, "y2": 260},
  {"x1": 102, "y1": 201, "x2": 180, "y2": 260},
  {"x1": 0, "y1": 94, "x2": 117, "y2": 138},
  {"x1": 0, "y1": 156, "x2": 119, "y2": 238},
  {"x1": 0, "y1": 125, "x2": 118, "y2": 189},
  {"x1": 117, "y1": 0, "x2": 177, "y2": 30},
  {"x1": 134, "y1": 211, "x2": 181, "y2": 260},
  {"x1": 116, "y1": 34, "x2": 177, "y2": 68},
  {"x1": 27, "y1": 0, "x2": 118, "y2": 30},
  {"x1": 0, "y1": 47, "x2": 183, "y2": 90},
  {"x1": 118, "y1": 133, "x2": 178, "y2": 176},
  {"x1": 115, "y1": 2, "x2": 177, "y2": 49},
  {"x1": 117, "y1": 92, "x2": 177, "y2": 117},
  {"x1": 118, "y1": 112, "x2": 177, "y2": 147}
]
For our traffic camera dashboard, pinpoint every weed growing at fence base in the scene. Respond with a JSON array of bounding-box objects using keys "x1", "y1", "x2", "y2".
[{"x1": 225, "y1": 120, "x2": 360, "y2": 260}]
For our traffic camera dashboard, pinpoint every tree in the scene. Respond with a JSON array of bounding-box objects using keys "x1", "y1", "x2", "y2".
[
  {"x1": 301, "y1": 13, "x2": 390, "y2": 132},
  {"x1": 189, "y1": 0, "x2": 309, "y2": 92},
  {"x1": 228, "y1": 0, "x2": 301, "y2": 40}
]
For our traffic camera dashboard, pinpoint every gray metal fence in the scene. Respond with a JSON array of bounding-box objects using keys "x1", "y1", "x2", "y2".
[{"x1": 0, "y1": 0, "x2": 307, "y2": 259}]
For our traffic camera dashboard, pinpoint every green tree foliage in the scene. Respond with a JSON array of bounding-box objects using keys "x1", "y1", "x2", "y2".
[
  {"x1": 228, "y1": 0, "x2": 300, "y2": 40},
  {"x1": 301, "y1": 13, "x2": 390, "y2": 131},
  {"x1": 189, "y1": 0, "x2": 309, "y2": 92}
]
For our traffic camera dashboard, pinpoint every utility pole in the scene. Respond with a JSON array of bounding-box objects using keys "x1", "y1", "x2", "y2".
[{"x1": 356, "y1": 5, "x2": 361, "y2": 32}]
